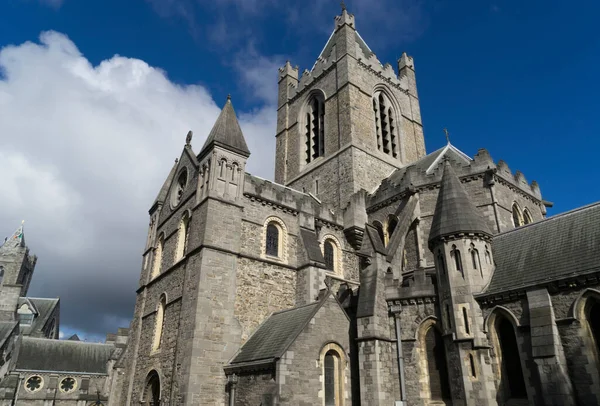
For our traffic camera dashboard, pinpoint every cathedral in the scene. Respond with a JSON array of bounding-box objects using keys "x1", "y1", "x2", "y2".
[{"x1": 107, "y1": 6, "x2": 598, "y2": 406}]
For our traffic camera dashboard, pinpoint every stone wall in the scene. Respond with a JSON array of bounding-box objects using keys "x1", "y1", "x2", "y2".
[
  {"x1": 277, "y1": 295, "x2": 352, "y2": 405},
  {"x1": 234, "y1": 371, "x2": 277, "y2": 406}
]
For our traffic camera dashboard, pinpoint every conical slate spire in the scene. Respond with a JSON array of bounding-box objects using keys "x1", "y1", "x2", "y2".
[
  {"x1": 428, "y1": 160, "x2": 492, "y2": 246},
  {"x1": 199, "y1": 96, "x2": 250, "y2": 159},
  {"x1": 0, "y1": 222, "x2": 26, "y2": 251}
]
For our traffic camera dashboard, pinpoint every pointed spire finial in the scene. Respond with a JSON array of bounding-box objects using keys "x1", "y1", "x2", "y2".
[
  {"x1": 341, "y1": 1, "x2": 346, "y2": 11},
  {"x1": 185, "y1": 130, "x2": 193, "y2": 146},
  {"x1": 443, "y1": 128, "x2": 450, "y2": 144},
  {"x1": 227, "y1": 94, "x2": 231, "y2": 102}
]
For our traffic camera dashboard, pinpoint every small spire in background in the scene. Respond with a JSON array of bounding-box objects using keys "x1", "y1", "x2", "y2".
[
  {"x1": 185, "y1": 130, "x2": 193, "y2": 146},
  {"x1": 444, "y1": 128, "x2": 450, "y2": 144}
]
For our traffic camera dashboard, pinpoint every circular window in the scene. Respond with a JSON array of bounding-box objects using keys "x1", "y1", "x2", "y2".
[
  {"x1": 59, "y1": 377, "x2": 77, "y2": 393},
  {"x1": 24, "y1": 375, "x2": 43, "y2": 392},
  {"x1": 170, "y1": 168, "x2": 189, "y2": 208}
]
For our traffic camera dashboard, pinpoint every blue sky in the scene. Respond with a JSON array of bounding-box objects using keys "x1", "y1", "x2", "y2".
[{"x1": 1, "y1": 0, "x2": 599, "y2": 340}]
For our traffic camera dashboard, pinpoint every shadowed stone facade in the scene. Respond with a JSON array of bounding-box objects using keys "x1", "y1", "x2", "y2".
[{"x1": 111, "y1": 7, "x2": 600, "y2": 406}]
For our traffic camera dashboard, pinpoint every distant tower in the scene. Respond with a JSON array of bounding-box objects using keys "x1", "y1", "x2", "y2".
[
  {"x1": 275, "y1": 7, "x2": 425, "y2": 210},
  {"x1": 0, "y1": 223, "x2": 37, "y2": 321},
  {"x1": 428, "y1": 160, "x2": 497, "y2": 404}
]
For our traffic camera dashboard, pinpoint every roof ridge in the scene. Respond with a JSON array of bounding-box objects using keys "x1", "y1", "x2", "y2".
[
  {"x1": 271, "y1": 300, "x2": 320, "y2": 315},
  {"x1": 23, "y1": 336, "x2": 111, "y2": 346},
  {"x1": 494, "y1": 200, "x2": 600, "y2": 238}
]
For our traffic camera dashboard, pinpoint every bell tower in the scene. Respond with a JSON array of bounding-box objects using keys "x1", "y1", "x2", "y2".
[{"x1": 275, "y1": 7, "x2": 426, "y2": 210}]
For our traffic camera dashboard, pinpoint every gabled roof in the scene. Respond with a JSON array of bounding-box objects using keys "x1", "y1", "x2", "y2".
[
  {"x1": 198, "y1": 96, "x2": 250, "y2": 159},
  {"x1": 228, "y1": 301, "x2": 323, "y2": 366},
  {"x1": 313, "y1": 27, "x2": 373, "y2": 70},
  {"x1": 18, "y1": 297, "x2": 59, "y2": 336},
  {"x1": 483, "y1": 202, "x2": 600, "y2": 295},
  {"x1": 151, "y1": 159, "x2": 179, "y2": 211},
  {"x1": 428, "y1": 159, "x2": 492, "y2": 246},
  {"x1": 385, "y1": 142, "x2": 472, "y2": 186},
  {"x1": 0, "y1": 223, "x2": 25, "y2": 252},
  {"x1": 299, "y1": 228, "x2": 325, "y2": 265},
  {"x1": 15, "y1": 337, "x2": 113, "y2": 374}
]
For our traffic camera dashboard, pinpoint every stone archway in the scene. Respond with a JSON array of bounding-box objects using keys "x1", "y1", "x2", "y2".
[
  {"x1": 495, "y1": 316, "x2": 527, "y2": 401},
  {"x1": 143, "y1": 370, "x2": 160, "y2": 406}
]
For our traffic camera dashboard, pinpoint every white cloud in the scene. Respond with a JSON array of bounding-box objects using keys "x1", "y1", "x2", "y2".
[{"x1": 0, "y1": 31, "x2": 276, "y2": 339}]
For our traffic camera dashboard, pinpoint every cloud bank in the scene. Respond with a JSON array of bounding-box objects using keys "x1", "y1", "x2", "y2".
[{"x1": 0, "y1": 31, "x2": 276, "y2": 340}]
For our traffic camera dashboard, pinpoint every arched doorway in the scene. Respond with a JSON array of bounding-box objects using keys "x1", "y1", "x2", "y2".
[
  {"x1": 424, "y1": 326, "x2": 451, "y2": 401},
  {"x1": 143, "y1": 371, "x2": 160, "y2": 406},
  {"x1": 496, "y1": 317, "x2": 527, "y2": 400}
]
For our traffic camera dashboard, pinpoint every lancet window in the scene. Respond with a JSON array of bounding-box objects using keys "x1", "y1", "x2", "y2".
[
  {"x1": 305, "y1": 93, "x2": 325, "y2": 163},
  {"x1": 373, "y1": 90, "x2": 399, "y2": 159}
]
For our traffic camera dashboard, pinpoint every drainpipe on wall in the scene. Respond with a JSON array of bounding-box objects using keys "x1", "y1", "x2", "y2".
[
  {"x1": 390, "y1": 302, "x2": 407, "y2": 406},
  {"x1": 228, "y1": 374, "x2": 238, "y2": 406}
]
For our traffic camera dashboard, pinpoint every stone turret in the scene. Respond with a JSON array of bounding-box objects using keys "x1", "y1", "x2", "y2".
[
  {"x1": 428, "y1": 159, "x2": 497, "y2": 404},
  {"x1": 0, "y1": 223, "x2": 37, "y2": 322},
  {"x1": 197, "y1": 96, "x2": 250, "y2": 204}
]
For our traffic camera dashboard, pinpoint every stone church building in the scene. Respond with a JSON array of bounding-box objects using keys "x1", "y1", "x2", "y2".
[{"x1": 110, "y1": 7, "x2": 600, "y2": 406}]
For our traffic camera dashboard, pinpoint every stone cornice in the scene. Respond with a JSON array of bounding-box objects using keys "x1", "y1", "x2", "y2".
[
  {"x1": 243, "y1": 193, "x2": 299, "y2": 216},
  {"x1": 356, "y1": 59, "x2": 409, "y2": 95},
  {"x1": 476, "y1": 269, "x2": 600, "y2": 305}
]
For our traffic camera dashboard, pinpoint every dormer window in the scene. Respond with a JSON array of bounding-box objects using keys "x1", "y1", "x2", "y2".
[
  {"x1": 373, "y1": 90, "x2": 399, "y2": 159},
  {"x1": 17, "y1": 303, "x2": 35, "y2": 326},
  {"x1": 305, "y1": 93, "x2": 325, "y2": 163}
]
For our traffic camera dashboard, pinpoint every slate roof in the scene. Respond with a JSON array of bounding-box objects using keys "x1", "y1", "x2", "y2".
[
  {"x1": 483, "y1": 202, "x2": 600, "y2": 295},
  {"x1": 300, "y1": 228, "x2": 325, "y2": 264},
  {"x1": 428, "y1": 160, "x2": 492, "y2": 246},
  {"x1": 16, "y1": 337, "x2": 113, "y2": 374},
  {"x1": 198, "y1": 96, "x2": 250, "y2": 159},
  {"x1": 228, "y1": 301, "x2": 322, "y2": 366},
  {"x1": 18, "y1": 297, "x2": 59, "y2": 336},
  {"x1": 385, "y1": 143, "x2": 472, "y2": 186},
  {"x1": 0, "y1": 321, "x2": 18, "y2": 348}
]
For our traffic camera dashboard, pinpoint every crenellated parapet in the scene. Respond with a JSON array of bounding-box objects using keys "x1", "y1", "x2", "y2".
[
  {"x1": 243, "y1": 174, "x2": 343, "y2": 227},
  {"x1": 367, "y1": 145, "x2": 544, "y2": 212}
]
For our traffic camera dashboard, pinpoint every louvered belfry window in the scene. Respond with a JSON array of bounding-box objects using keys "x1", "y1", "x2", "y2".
[
  {"x1": 305, "y1": 94, "x2": 325, "y2": 163},
  {"x1": 266, "y1": 223, "x2": 279, "y2": 257},
  {"x1": 373, "y1": 91, "x2": 399, "y2": 159}
]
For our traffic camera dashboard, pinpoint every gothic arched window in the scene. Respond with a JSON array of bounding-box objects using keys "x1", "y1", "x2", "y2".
[
  {"x1": 373, "y1": 90, "x2": 399, "y2": 159},
  {"x1": 151, "y1": 234, "x2": 164, "y2": 279},
  {"x1": 512, "y1": 203, "x2": 523, "y2": 227},
  {"x1": 0, "y1": 266, "x2": 4, "y2": 286},
  {"x1": 266, "y1": 223, "x2": 280, "y2": 257},
  {"x1": 175, "y1": 212, "x2": 190, "y2": 262},
  {"x1": 152, "y1": 295, "x2": 166, "y2": 352},
  {"x1": 143, "y1": 370, "x2": 160, "y2": 406},
  {"x1": 523, "y1": 209, "x2": 533, "y2": 225},
  {"x1": 305, "y1": 93, "x2": 325, "y2": 163},
  {"x1": 451, "y1": 245, "x2": 463, "y2": 275}
]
